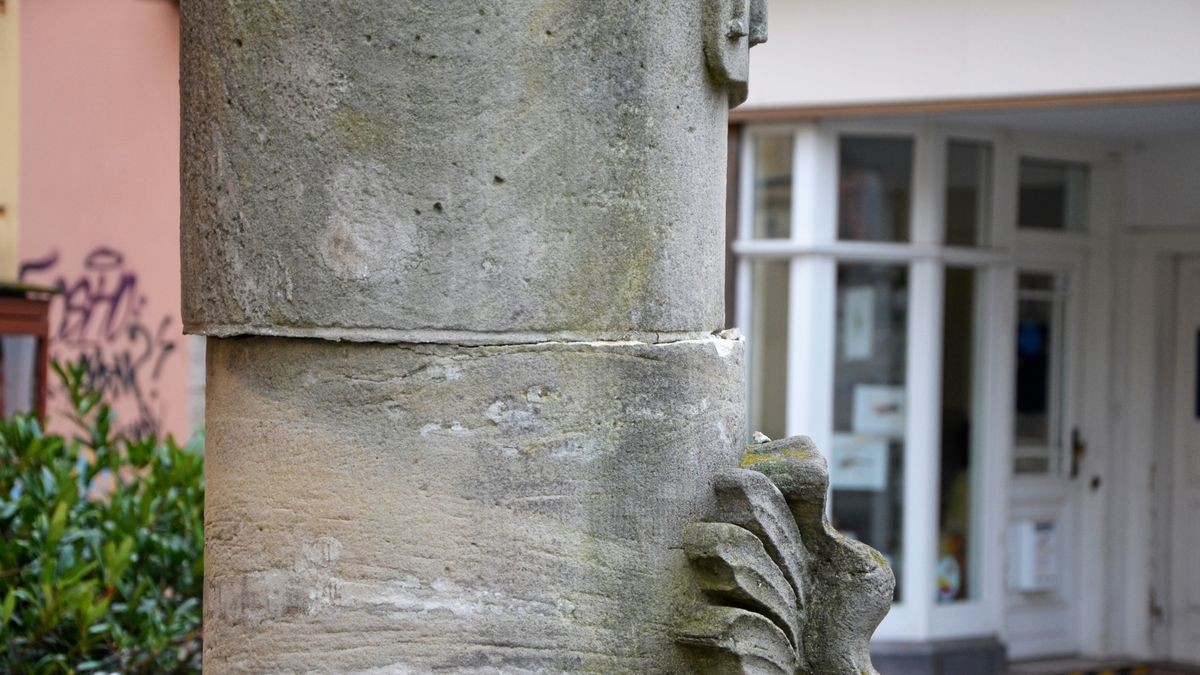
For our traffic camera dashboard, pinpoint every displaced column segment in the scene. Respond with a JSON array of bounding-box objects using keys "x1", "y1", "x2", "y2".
[
  {"x1": 203, "y1": 336, "x2": 743, "y2": 671},
  {"x1": 181, "y1": 1, "x2": 733, "y2": 342}
]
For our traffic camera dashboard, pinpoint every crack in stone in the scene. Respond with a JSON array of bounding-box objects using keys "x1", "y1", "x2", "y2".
[{"x1": 185, "y1": 323, "x2": 741, "y2": 348}]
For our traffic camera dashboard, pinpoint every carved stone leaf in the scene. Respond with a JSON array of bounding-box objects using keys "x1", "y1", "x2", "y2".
[
  {"x1": 677, "y1": 436, "x2": 895, "y2": 675},
  {"x1": 711, "y1": 469, "x2": 809, "y2": 605},
  {"x1": 682, "y1": 522, "x2": 803, "y2": 655},
  {"x1": 743, "y1": 437, "x2": 895, "y2": 674},
  {"x1": 676, "y1": 606, "x2": 798, "y2": 675}
]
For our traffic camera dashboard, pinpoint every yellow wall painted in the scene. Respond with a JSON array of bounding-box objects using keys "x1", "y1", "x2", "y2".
[{"x1": 0, "y1": 0, "x2": 17, "y2": 280}]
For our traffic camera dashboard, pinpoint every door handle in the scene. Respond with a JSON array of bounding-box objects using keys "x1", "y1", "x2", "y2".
[{"x1": 1070, "y1": 427, "x2": 1086, "y2": 479}]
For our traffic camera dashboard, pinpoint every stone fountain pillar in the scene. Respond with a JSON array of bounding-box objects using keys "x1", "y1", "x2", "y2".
[{"x1": 181, "y1": 2, "x2": 785, "y2": 672}]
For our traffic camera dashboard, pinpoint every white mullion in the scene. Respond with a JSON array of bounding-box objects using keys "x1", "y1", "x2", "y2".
[
  {"x1": 737, "y1": 128, "x2": 756, "y2": 242},
  {"x1": 787, "y1": 257, "x2": 834, "y2": 450},
  {"x1": 786, "y1": 121, "x2": 836, "y2": 446},
  {"x1": 904, "y1": 258, "x2": 944, "y2": 640},
  {"x1": 912, "y1": 125, "x2": 946, "y2": 246},
  {"x1": 735, "y1": 129, "x2": 755, "y2": 441},
  {"x1": 912, "y1": 126, "x2": 950, "y2": 634},
  {"x1": 813, "y1": 123, "x2": 839, "y2": 245}
]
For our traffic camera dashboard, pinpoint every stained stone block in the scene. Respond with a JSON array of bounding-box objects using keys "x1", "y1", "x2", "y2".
[
  {"x1": 203, "y1": 334, "x2": 744, "y2": 672},
  {"x1": 181, "y1": 1, "x2": 733, "y2": 341}
]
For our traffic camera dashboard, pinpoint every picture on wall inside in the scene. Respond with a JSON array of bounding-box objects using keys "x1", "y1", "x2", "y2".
[
  {"x1": 830, "y1": 434, "x2": 889, "y2": 491},
  {"x1": 852, "y1": 384, "x2": 906, "y2": 437}
]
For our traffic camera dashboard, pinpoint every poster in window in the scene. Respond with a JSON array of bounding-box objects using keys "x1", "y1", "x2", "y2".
[
  {"x1": 841, "y1": 286, "x2": 874, "y2": 361},
  {"x1": 852, "y1": 384, "x2": 906, "y2": 437},
  {"x1": 830, "y1": 434, "x2": 888, "y2": 491}
]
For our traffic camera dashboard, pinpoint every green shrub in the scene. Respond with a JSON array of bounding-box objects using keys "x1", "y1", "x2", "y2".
[{"x1": 0, "y1": 362, "x2": 204, "y2": 674}]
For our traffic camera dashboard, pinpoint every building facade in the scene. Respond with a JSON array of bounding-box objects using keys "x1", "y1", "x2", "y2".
[
  {"x1": 731, "y1": 1, "x2": 1200, "y2": 671},
  {"x1": 2, "y1": 0, "x2": 200, "y2": 440}
]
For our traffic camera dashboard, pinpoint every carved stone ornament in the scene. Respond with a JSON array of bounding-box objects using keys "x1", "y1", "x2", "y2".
[
  {"x1": 676, "y1": 435, "x2": 895, "y2": 674},
  {"x1": 704, "y1": 0, "x2": 768, "y2": 107}
]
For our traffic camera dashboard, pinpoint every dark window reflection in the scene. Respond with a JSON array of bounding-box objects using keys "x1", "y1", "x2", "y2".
[
  {"x1": 938, "y1": 268, "x2": 976, "y2": 603},
  {"x1": 1018, "y1": 158, "x2": 1089, "y2": 231},
  {"x1": 831, "y1": 263, "x2": 908, "y2": 600},
  {"x1": 838, "y1": 136, "x2": 913, "y2": 242}
]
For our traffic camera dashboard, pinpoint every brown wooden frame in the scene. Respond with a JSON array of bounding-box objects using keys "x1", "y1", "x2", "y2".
[
  {"x1": 730, "y1": 86, "x2": 1200, "y2": 124},
  {"x1": 0, "y1": 296, "x2": 51, "y2": 421}
]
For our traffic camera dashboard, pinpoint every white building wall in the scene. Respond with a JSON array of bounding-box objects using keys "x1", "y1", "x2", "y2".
[
  {"x1": 746, "y1": 0, "x2": 1200, "y2": 109},
  {"x1": 1125, "y1": 136, "x2": 1200, "y2": 228}
]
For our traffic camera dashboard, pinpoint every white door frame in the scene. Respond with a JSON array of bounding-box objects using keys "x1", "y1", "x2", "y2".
[
  {"x1": 1113, "y1": 230, "x2": 1200, "y2": 662},
  {"x1": 1167, "y1": 256, "x2": 1200, "y2": 663}
]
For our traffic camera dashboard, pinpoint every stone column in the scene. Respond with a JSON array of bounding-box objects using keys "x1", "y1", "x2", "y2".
[{"x1": 182, "y1": 2, "x2": 765, "y2": 671}]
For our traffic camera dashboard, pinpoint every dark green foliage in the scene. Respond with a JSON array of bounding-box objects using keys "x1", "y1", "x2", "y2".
[{"x1": 0, "y1": 362, "x2": 204, "y2": 673}]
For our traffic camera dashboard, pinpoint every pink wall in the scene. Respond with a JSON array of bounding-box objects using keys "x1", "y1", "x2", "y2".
[{"x1": 18, "y1": 0, "x2": 191, "y2": 440}]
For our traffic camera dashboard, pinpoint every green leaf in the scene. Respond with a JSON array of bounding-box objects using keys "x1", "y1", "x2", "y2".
[
  {"x1": 1, "y1": 588, "x2": 15, "y2": 627},
  {"x1": 47, "y1": 501, "x2": 68, "y2": 546}
]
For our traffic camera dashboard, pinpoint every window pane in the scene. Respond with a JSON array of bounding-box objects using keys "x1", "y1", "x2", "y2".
[
  {"x1": 1018, "y1": 158, "x2": 1089, "y2": 231},
  {"x1": 1014, "y1": 272, "x2": 1065, "y2": 474},
  {"x1": 831, "y1": 263, "x2": 908, "y2": 600},
  {"x1": 945, "y1": 141, "x2": 992, "y2": 247},
  {"x1": 838, "y1": 136, "x2": 913, "y2": 242},
  {"x1": 752, "y1": 134, "x2": 793, "y2": 239},
  {"x1": 939, "y1": 268, "x2": 978, "y2": 603},
  {"x1": 748, "y1": 260, "x2": 789, "y2": 441},
  {"x1": 1, "y1": 335, "x2": 38, "y2": 417}
]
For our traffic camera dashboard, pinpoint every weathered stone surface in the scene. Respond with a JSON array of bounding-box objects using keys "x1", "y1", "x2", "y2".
[
  {"x1": 677, "y1": 436, "x2": 894, "y2": 674},
  {"x1": 677, "y1": 607, "x2": 797, "y2": 675},
  {"x1": 712, "y1": 469, "x2": 810, "y2": 606},
  {"x1": 745, "y1": 437, "x2": 894, "y2": 674},
  {"x1": 682, "y1": 522, "x2": 802, "y2": 655},
  {"x1": 203, "y1": 334, "x2": 744, "y2": 672},
  {"x1": 181, "y1": 1, "x2": 733, "y2": 341},
  {"x1": 702, "y1": 0, "x2": 769, "y2": 106}
]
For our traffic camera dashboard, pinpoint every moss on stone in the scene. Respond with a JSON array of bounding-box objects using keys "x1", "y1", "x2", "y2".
[
  {"x1": 333, "y1": 105, "x2": 395, "y2": 157},
  {"x1": 739, "y1": 447, "x2": 811, "y2": 467}
]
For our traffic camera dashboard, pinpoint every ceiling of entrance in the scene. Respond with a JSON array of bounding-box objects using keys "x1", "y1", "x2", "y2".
[{"x1": 931, "y1": 99, "x2": 1200, "y2": 140}]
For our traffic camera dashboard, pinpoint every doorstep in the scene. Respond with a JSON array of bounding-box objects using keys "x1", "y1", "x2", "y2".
[{"x1": 1007, "y1": 657, "x2": 1200, "y2": 675}]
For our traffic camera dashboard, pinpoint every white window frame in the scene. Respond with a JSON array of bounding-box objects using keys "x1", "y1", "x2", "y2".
[{"x1": 735, "y1": 119, "x2": 1014, "y2": 642}]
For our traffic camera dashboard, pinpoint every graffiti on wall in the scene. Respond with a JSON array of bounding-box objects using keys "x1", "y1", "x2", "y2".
[{"x1": 20, "y1": 247, "x2": 179, "y2": 438}]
